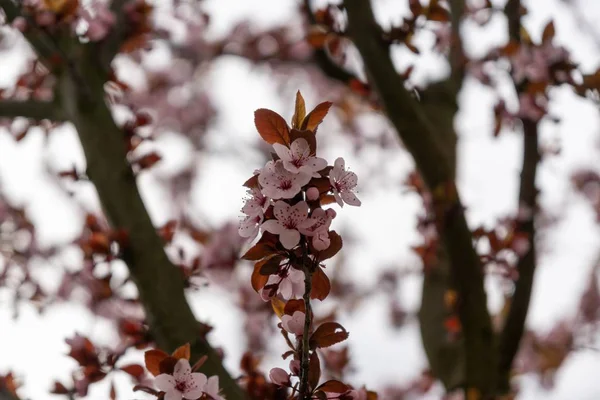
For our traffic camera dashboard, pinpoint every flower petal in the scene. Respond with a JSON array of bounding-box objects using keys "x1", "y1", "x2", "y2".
[
  {"x1": 205, "y1": 376, "x2": 220, "y2": 397},
  {"x1": 273, "y1": 200, "x2": 291, "y2": 220},
  {"x1": 165, "y1": 390, "x2": 183, "y2": 400},
  {"x1": 154, "y1": 374, "x2": 176, "y2": 392},
  {"x1": 341, "y1": 171, "x2": 358, "y2": 189},
  {"x1": 173, "y1": 359, "x2": 192, "y2": 378},
  {"x1": 261, "y1": 219, "x2": 285, "y2": 234},
  {"x1": 279, "y1": 278, "x2": 292, "y2": 299},
  {"x1": 279, "y1": 229, "x2": 300, "y2": 249},
  {"x1": 341, "y1": 191, "x2": 361, "y2": 206},
  {"x1": 273, "y1": 143, "x2": 292, "y2": 162},
  {"x1": 290, "y1": 138, "x2": 309, "y2": 159},
  {"x1": 290, "y1": 201, "x2": 309, "y2": 224}
]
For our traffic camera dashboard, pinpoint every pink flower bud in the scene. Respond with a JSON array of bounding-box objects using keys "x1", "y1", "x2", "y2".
[
  {"x1": 269, "y1": 368, "x2": 290, "y2": 386},
  {"x1": 281, "y1": 311, "x2": 305, "y2": 335},
  {"x1": 325, "y1": 208, "x2": 336, "y2": 219},
  {"x1": 306, "y1": 186, "x2": 319, "y2": 201}
]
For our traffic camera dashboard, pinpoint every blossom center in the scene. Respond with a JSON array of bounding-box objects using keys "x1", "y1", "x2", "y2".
[
  {"x1": 175, "y1": 379, "x2": 189, "y2": 392},
  {"x1": 278, "y1": 179, "x2": 293, "y2": 190}
]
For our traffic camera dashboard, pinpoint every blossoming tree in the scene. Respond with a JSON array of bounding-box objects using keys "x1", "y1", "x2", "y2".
[{"x1": 0, "y1": 0, "x2": 599, "y2": 400}]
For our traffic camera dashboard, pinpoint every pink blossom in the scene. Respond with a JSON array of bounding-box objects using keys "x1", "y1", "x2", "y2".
[
  {"x1": 281, "y1": 311, "x2": 305, "y2": 335},
  {"x1": 258, "y1": 160, "x2": 311, "y2": 200},
  {"x1": 518, "y1": 93, "x2": 545, "y2": 121},
  {"x1": 263, "y1": 267, "x2": 304, "y2": 300},
  {"x1": 273, "y1": 138, "x2": 327, "y2": 177},
  {"x1": 154, "y1": 359, "x2": 206, "y2": 400},
  {"x1": 330, "y1": 158, "x2": 361, "y2": 207},
  {"x1": 298, "y1": 208, "x2": 332, "y2": 236},
  {"x1": 261, "y1": 201, "x2": 308, "y2": 249},
  {"x1": 241, "y1": 187, "x2": 269, "y2": 216},
  {"x1": 238, "y1": 213, "x2": 263, "y2": 241},
  {"x1": 269, "y1": 368, "x2": 290, "y2": 386}
]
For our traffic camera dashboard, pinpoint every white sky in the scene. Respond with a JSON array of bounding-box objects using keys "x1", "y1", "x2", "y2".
[{"x1": 1, "y1": 0, "x2": 600, "y2": 399}]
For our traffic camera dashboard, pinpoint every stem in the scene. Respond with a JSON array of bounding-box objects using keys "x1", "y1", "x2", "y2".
[{"x1": 298, "y1": 241, "x2": 314, "y2": 400}]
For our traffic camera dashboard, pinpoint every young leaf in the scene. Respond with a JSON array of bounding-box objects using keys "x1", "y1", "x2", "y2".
[
  {"x1": 271, "y1": 297, "x2": 286, "y2": 319},
  {"x1": 144, "y1": 349, "x2": 169, "y2": 376},
  {"x1": 301, "y1": 101, "x2": 332, "y2": 133},
  {"x1": 251, "y1": 262, "x2": 269, "y2": 292},
  {"x1": 292, "y1": 91, "x2": 306, "y2": 129},
  {"x1": 310, "y1": 267, "x2": 331, "y2": 301},
  {"x1": 284, "y1": 299, "x2": 306, "y2": 315},
  {"x1": 119, "y1": 364, "x2": 145, "y2": 380},
  {"x1": 310, "y1": 322, "x2": 349, "y2": 349},
  {"x1": 259, "y1": 254, "x2": 283, "y2": 275},
  {"x1": 254, "y1": 109, "x2": 290, "y2": 146},
  {"x1": 171, "y1": 343, "x2": 190, "y2": 361},
  {"x1": 241, "y1": 232, "x2": 278, "y2": 260},
  {"x1": 542, "y1": 20, "x2": 555, "y2": 43}
]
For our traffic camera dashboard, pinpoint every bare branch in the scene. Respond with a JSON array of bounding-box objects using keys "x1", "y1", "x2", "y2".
[
  {"x1": 343, "y1": 0, "x2": 495, "y2": 394},
  {"x1": 496, "y1": 0, "x2": 541, "y2": 392},
  {"x1": 0, "y1": 99, "x2": 63, "y2": 121},
  {"x1": 448, "y1": 0, "x2": 466, "y2": 85}
]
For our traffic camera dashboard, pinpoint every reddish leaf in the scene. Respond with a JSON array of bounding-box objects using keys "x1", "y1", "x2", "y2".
[
  {"x1": 120, "y1": 364, "x2": 145, "y2": 379},
  {"x1": 259, "y1": 254, "x2": 284, "y2": 275},
  {"x1": 284, "y1": 299, "x2": 306, "y2": 315},
  {"x1": 310, "y1": 267, "x2": 331, "y2": 301},
  {"x1": 542, "y1": 20, "x2": 555, "y2": 43},
  {"x1": 241, "y1": 232, "x2": 278, "y2": 260},
  {"x1": 306, "y1": 26, "x2": 329, "y2": 49},
  {"x1": 317, "y1": 380, "x2": 349, "y2": 393},
  {"x1": 310, "y1": 322, "x2": 349, "y2": 349},
  {"x1": 254, "y1": 108, "x2": 290, "y2": 145},
  {"x1": 301, "y1": 101, "x2": 332, "y2": 133},
  {"x1": 251, "y1": 262, "x2": 269, "y2": 292},
  {"x1": 109, "y1": 381, "x2": 116, "y2": 400},
  {"x1": 159, "y1": 356, "x2": 178, "y2": 375},
  {"x1": 135, "y1": 152, "x2": 162, "y2": 170},
  {"x1": 243, "y1": 174, "x2": 259, "y2": 189},
  {"x1": 171, "y1": 343, "x2": 190, "y2": 360},
  {"x1": 144, "y1": 349, "x2": 169, "y2": 376},
  {"x1": 158, "y1": 220, "x2": 177, "y2": 243},
  {"x1": 308, "y1": 352, "x2": 321, "y2": 391},
  {"x1": 271, "y1": 297, "x2": 286, "y2": 318},
  {"x1": 292, "y1": 91, "x2": 307, "y2": 129},
  {"x1": 51, "y1": 382, "x2": 69, "y2": 394},
  {"x1": 308, "y1": 177, "x2": 332, "y2": 195}
]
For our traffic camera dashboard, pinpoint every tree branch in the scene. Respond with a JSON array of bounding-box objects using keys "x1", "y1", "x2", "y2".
[
  {"x1": 0, "y1": 100, "x2": 63, "y2": 121},
  {"x1": 448, "y1": 0, "x2": 466, "y2": 85},
  {"x1": 343, "y1": 0, "x2": 495, "y2": 394},
  {"x1": 497, "y1": 0, "x2": 540, "y2": 392},
  {"x1": 301, "y1": 0, "x2": 358, "y2": 85}
]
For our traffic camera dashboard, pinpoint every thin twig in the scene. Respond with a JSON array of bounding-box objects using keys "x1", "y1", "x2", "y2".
[{"x1": 298, "y1": 240, "x2": 313, "y2": 400}]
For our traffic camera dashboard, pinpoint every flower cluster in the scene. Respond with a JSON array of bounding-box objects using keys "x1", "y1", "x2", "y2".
[
  {"x1": 135, "y1": 344, "x2": 225, "y2": 400},
  {"x1": 238, "y1": 95, "x2": 360, "y2": 301},
  {"x1": 237, "y1": 92, "x2": 375, "y2": 400}
]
